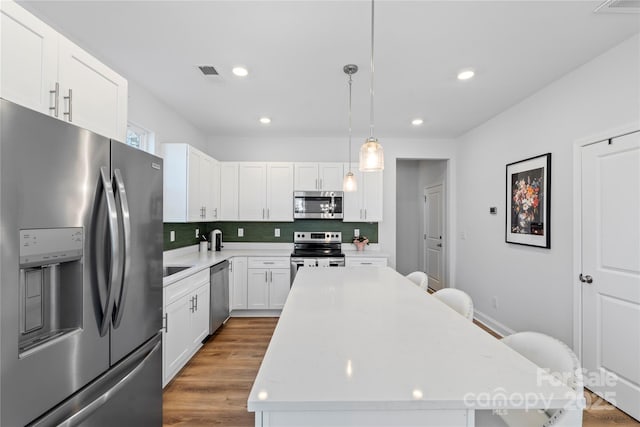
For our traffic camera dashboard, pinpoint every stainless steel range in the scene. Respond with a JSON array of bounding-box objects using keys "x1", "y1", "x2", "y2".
[{"x1": 290, "y1": 231, "x2": 345, "y2": 284}]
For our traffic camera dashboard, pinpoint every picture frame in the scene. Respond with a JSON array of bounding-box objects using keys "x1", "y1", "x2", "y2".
[{"x1": 505, "y1": 153, "x2": 551, "y2": 248}]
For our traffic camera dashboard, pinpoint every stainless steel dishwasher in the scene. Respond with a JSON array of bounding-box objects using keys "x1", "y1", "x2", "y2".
[{"x1": 209, "y1": 260, "x2": 230, "y2": 335}]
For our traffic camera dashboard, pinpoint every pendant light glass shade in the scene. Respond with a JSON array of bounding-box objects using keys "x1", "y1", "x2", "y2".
[
  {"x1": 343, "y1": 171, "x2": 357, "y2": 192},
  {"x1": 359, "y1": 137, "x2": 384, "y2": 171}
]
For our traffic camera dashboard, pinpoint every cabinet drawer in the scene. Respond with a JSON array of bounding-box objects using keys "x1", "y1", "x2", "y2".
[
  {"x1": 248, "y1": 257, "x2": 290, "y2": 269},
  {"x1": 165, "y1": 269, "x2": 209, "y2": 305},
  {"x1": 345, "y1": 257, "x2": 387, "y2": 267}
]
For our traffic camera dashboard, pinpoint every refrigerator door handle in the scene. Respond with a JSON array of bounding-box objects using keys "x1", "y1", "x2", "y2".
[
  {"x1": 52, "y1": 339, "x2": 161, "y2": 427},
  {"x1": 112, "y1": 169, "x2": 131, "y2": 329},
  {"x1": 99, "y1": 167, "x2": 122, "y2": 337}
]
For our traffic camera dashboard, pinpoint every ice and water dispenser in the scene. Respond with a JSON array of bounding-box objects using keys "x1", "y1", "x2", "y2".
[{"x1": 18, "y1": 228, "x2": 83, "y2": 355}]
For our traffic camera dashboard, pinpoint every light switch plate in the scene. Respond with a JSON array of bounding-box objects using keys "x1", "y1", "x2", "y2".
[
  {"x1": 238, "y1": 228, "x2": 244, "y2": 237},
  {"x1": 275, "y1": 228, "x2": 280, "y2": 237},
  {"x1": 354, "y1": 229, "x2": 360, "y2": 237},
  {"x1": 170, "y1": 231, "x2": 175, "y2": 242}
]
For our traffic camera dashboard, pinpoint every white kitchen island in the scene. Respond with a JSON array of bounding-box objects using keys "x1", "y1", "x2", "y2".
[{"x1": 247, "y1": 267, "x2": 582, "y2": 427}]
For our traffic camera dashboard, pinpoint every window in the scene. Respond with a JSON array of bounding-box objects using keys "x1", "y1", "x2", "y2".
[{"x1": 126, "y1": 122, "x2": 155, "y2": 154}]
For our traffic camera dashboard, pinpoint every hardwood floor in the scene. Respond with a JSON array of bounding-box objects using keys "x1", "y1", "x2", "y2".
[{"x1": 164, "y1": 317, "x2": 639, "y2": 427}]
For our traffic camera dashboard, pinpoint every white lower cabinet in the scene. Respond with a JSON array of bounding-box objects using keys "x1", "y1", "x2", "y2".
[
  {"x1": 162, "y1": 269, "x2": 210, "y2": 387},
  {"x1": 230, "y1": 257, "x2": 248, "y2": 310},
  {"x1": 345, "y1": 257, "x2": 388, "y2": 267},
  {"x1": 247, "y1": 258, "x2": 291, "y2": 309}
]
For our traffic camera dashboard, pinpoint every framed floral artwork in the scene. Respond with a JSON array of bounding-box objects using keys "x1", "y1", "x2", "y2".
[{"x1": 505, "y1": 153, "x2": 551, "y2": 248}]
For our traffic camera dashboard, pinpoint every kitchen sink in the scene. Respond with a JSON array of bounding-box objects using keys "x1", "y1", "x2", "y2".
[{"x1": 162, "y1": 265, "x2": 192, "y2": 278}]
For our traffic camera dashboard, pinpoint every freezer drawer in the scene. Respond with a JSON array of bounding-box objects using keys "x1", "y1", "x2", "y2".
[{"x1": 28, "y1": 333, "x2": 162, "y2": 427}]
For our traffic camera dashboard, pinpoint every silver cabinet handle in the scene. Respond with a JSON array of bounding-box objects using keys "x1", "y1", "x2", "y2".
[
  {"x1": 264, "y1": 271, "x2": 268, "y2": 282},
  {"x1": 63, "y1": 88, "x2": 73, "y2": 122},
  {"x1": 194, "y1": 294, "x2": 198, "y2": 311},
  {"x1": 269, "y1": 271, "x2": 273, "y2": 282},
  {"x1": 262, "y1": 208, "x2": 265, "y2": 219},
  {"x1": 360, "y1": 209, "x2": 363, "y2": 220},
  {"x1": 214, "y1": 208, "x2": 218, "y2": 218},
  {"x1": 437, "y1": 243, "x2": 442, "y2": 247},
  {"x1": 112, "y1": 169, "x2": 131, "y2": 329},
  {"x1": 99, "y1": 167, "x2": 122, "y2": 337},
  {"x1": 203, "y1": 206, "x2": 207, "y2": 218},
  {"x1": 263, "y1": 262, "x2": 275, "y2": 265},
  {"x1": 579, "y1": 274, "x2": 593, "y2": 284},
  {"x1": 267, "y1": 208, "x2": 270, "y2": 219},
  {"x1": 163, "y1": 314, "x2": 168, "y2": 333},
  {"x1": 364, "y1": 209, "x2": 367, "y2": 220},
  {"x1": 361, "y1": 262, "x2": 373, "y2": 265},
  {"x1": 49, "y1": 82, "x2": 59, "y2": 117}
]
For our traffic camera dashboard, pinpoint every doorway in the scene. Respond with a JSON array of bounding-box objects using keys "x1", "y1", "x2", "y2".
[
  {"x1": 577, "y1": 130, "x2": 640, "y2": 421},
  {"x1": 395, "y1": 159, "x2": 448, "y2": 286}
]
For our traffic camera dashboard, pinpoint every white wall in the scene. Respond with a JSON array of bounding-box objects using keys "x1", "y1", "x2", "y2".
[
  {"x1": 455, "y1": 34, "x2": 640, "y2": 344},
  {"x1": 209, "y1": 135, "x2": 458, "y2": 270},
  {"x1": 396, "y1": 160, "x2": 421, "y2": 275},
  {"x1": 127, "y1": 80, "x2": 209, "y2": 156}
]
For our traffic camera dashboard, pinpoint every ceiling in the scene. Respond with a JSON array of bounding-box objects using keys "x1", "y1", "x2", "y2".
[{"x1": 18, "y1": 1, "x2": 640, "y2": 139}]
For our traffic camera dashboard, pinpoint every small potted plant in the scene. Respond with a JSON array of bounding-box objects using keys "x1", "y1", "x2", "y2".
[{"x1": 353, "y1": 235, "x2": 369, "y2": 251}]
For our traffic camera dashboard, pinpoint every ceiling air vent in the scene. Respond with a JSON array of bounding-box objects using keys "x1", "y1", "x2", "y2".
[
  {"x1": 198, "y1": 65, "x2": 219, "y2": 76},
  {"x1": 594, "y1": 0, "x2": 640, "y2": 13}
]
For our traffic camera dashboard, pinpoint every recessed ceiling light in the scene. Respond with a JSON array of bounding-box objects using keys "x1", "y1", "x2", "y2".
[
  {"x1": 259, "y1": 117, "x2": 271, "y2": 124},
  {"x1": 457, "y1": 69, "x2": 475, "y2": 81},
  {"x1": 232, "y1": 66, "x2": 248, "y2": 77},
  {"x1": 411, "y1": 118, "x2": 424, "y2": 126}
]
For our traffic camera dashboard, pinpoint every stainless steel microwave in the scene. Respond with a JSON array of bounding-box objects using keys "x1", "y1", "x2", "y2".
[{"x1": 293, "y1": 191, "x2": 344, "y2": 219}]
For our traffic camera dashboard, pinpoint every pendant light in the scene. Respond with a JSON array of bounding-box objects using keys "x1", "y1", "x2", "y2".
[
  {"x1": 359, "y1": 0, "x2": 384, "y2": 172},
  {"x1": 343, "y1": 64, "x2": 358, "y2": 192}
]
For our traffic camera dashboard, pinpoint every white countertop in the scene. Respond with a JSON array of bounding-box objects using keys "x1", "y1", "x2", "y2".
[
  {"x1": 162, "y1": 245, "x2": 389, "y2": 286},
  {"x1": 162, "y1": 246, "x2": 292, "y2": 287},
  {"x1": 247, "y1": 267, "x2": 578, "y2": 413}
]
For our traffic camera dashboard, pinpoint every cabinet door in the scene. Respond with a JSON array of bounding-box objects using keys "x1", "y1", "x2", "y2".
[
  {"x1": 294, "y1": 163, "x2": 319, "y2": 191},
  {"x1": 58, "y1": 37, "x2": 128, "y2": 140},
  {"x1": 201, "y1": 155, "x2": 217, "y2": 221},
  {"x1": 268, "y1": 269, "x2": 291, "y2": 309},
  {"x1": 342, "y1": 162, "x2": 363, "y2": 222},
  {"x1": 211, "y1": 161, "x2": 221, "y2": 220},
  {"x1": 163, "y1": 295, "x2": 191, "y2": 386},
  {"x1": 230, "y1": 257, "x2": 248, "y2": 310},
  {"x1": 318, "y1": 163, "x2": 344, "y2": 191},
  {"x1": 0, "y1": 1, "x2": 58, "y2": 115},
  {"x1": 191, "y1": 282, "x2": 210, "y2": 347},
  {"x1": 187, "y1": 147, "x2": 203, "y2": 222},
  {"x1": 220, "y1": 163, "x2": 239, "y2": 220},
  {"x1": 267, "y1": 163, "x2": 293, "y2": 221},
  {"x1": 238, "y1": 163, "x2": 267, "y2": 220},
  {"x1": 362, "y1": 169, "x2": 383, "y2": 221},
  {"x1": 247, "y1": 269, "x2": 269, "y2": 309}
]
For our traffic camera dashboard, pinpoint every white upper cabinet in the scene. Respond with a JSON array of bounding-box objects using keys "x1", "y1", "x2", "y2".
[
  {"x1": 238, "y1": 162, "x2": 294, "y2": 221},
  {"x1": 219, "y1": 163, "x2": 239, "y2": 220},
  {"x1": 294, "y1": 163, "x2": 344, "y2": 191},
  {"x1": 343, "y1": 163, "x2": 383, "y2": 222},
  {"x1": 238, "y1": 163, "x2": 268, "y2": 220},
  {"x1": 266, "y1": 163, "x2": 294, "y2": 221},
  {"x1": 163, "y1": 143, "x2": 218, "y2": 223},
  {"x1": 0, "y1": 1, "x2": 127, "y2": 141}
]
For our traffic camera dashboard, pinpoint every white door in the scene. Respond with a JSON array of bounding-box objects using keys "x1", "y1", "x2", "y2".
[
  {"x1": 191, "y1": 282, "x2": 211, "y2": 346},
  {"x1": 58, "y1": 37, "x2": 127, "y2": 140},
  {"x1": 318, "y1": 163, "x2": 344, "y2": 191},
  {"x1": 238, "y1": 163, "x2": 267, "y2": 220},
  {"x1": 362, "y1": 169, "x2": 383, "y2": 221},
  {"x1": 247, "y1": 269, "x2": 269, "y2": 309},
  {"x1": 294, "y1": 163, "x2": 319, "y2": 191},
  {"x1": 267, "y1": 163, "x2": 294, "y2": 221},
  {"x1": 424, "y1": 185, "x2": 444, "y2": 291},
  {"x1": 219, "y1": 163, "x2": 239, "y2": 220},
  {"x1": 201, "y1": 155, "x2": 216, "y2": 221},
  {"x1": 187, "y1": 147, "x2": 203, "y2": 222},
  {"x1": 230, "y1": 257, "x2": 248, "y2": 310},
  {"x1": 269, "y1": 269, "x2": 291, "y2": 309},
  {"x1": 163, "y1": 295, "x2": 191, "y2": 386},
  {"x1": 0, "y1": 1, "x2": 58, "y2": 115},
  {"x1": 581, "y1": 131, "x2": 640, "y2": 421}
]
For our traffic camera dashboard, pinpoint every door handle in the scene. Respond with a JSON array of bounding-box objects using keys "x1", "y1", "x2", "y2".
[
  {"x1": 190, "y1": 296, "x2": 195, "y2": 312},
  {"x1": 194, "y1": 294, "x2": 198, "y2": 311},
  {"x1": 112, "y1": 169, "x2": 131, "y2": 329},
  {"x1": 49, "y1": 82, "x2": 59, "y2": 117},
  {"x1": 99, "y1": 167, "x2": 122, "y2": 337},
  {"x1": 579, "y1": 274, "x2": 593, "y2": 284},
  {"x1": 63, "y1": 88, "x2": 73, "y2": 122},
  {"x1": 437, "y1": 243, "x2": 442, "y2": 247},
  {"x1": 265, "y1": 271, "x2": 268, "y2": 283}
]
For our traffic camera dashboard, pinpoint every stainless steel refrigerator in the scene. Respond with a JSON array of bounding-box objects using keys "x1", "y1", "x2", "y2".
[{"x1": 0, "y1": 99, "x2": 163, "y2": 426}]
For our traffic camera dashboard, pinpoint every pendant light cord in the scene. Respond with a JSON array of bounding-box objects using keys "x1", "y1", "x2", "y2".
[
  {"x1": 348, "y1": 73, "x2": 353, "y2": 171},
  {"x1": 369, "y1": 0, "x2": 375, "y2": 139}
]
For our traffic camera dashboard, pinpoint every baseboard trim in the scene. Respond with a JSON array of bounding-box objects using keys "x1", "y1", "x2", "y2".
[
  {"x1": 230, "y1": 309, "x2": 281, "y2": 318},
  {"x1": 473, "y1": 310, "x2": 515, "y2": 338}
]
